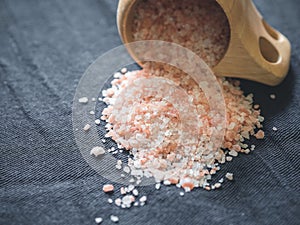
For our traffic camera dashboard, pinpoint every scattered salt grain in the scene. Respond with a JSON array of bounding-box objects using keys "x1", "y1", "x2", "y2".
[
  {"x1": 214, "y1": 183, "x2": 222, "y2": 189},
  {"x1": 132, "y1": 189, "x2": 139, "y2": 196},
  {"x1": 155, "y1": 183, "x2": 161, "y2": 190},
  {"x1": 272, "y1": 127, "x2": 278, "y2": 131},
  {"x1": 139, "y1": 196, "x2": 147, "y2": 203},
  {"x1": 108, "y1": 198, "x2": 113, "y2": 204},
  {"x1": 95, "y1": 217, "x2": 103, "y2": 224},
  {"x1": 110, "y1": 215, "x2": 119, "y2": 223},
  {"x1": 78, "y1": 97, "x2": 88, "y2": 104},
  {"x1": 102, "y1": 184, "x2": 114, "y2": 193},
  {"x1": 89, "y1": 110, "x2": 95, "y2": 115},
  {"x1": 179, "y1": 192, "x2": 185, "y2": 196},
  {"x1": 226, "y1": 156, "x2": 233, "y2": 162},
  {"x1": 120, "y1": 187, "x2": 126, "y2": 195},
  {"x1": 92, "y1": 98, "x2": 96, "y2": 102},
  {"x1": 83, "y1": 124, "x2": 91, "y2": 131},
  {"x1": 115, "y1": 198, "x2": 121, "y2": 206},
  {"x1": 90, "y1": 146, "x2": 105, "y2": 157},
  {"x1": 225, "y1": 172, "x2": 234, "y2": 181},
  {"x1": 128, "y1": 184, "x2": 135, "y2": 192},
  {"x1": 270, "y1": 94, "x2": 276, "y2": 99},
  {"x1": 121, "y1": 68, "x2": 127, "y2": 74},
  {"x1": 95, "y1": 119, "x2": 101, "y2": 125}
]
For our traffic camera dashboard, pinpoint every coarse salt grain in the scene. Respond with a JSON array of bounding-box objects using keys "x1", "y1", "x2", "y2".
[
  {"x1": 132, "y1": 189, "x2": 139, "y2": 196},
  {"x1": 95, "y1": 217, "x2": 103, "y2": 224},
  {"x1": 90, "y1": 146, "x2": 105, "y2": 157},
  {"x1": 225, "y1": 172, "x2": 234, "y2": 181},
  {"x1": 155, "y1": 183, "x2": 161, "y2": 190},
  {"x1": 229, "y1": 150, "x2": 238, "y2": 157},
  {"x1": 83, "y1": 124, "x2": 91, "y2": 131},
  {"x1": 108, "y1": 198, "x2": 113, "y2": 204},
  {"x1": 102, "y1": 184, "x2": 114, "y2": 193},
  {"x1": 95, "y1": 119, "x2": 101, "y2": 125},
  {"x1": 115, "y1": 198, "x2": 121, "y2": 206},
  {"x1": 270, "y1": 94, "x2": 276, "y2": 99},
  {"x1": 78, "y1": 97, "x2": 88, "y2": 104},
  {"x1": 121, "y1": 68, "x2": 127, "y2": 74},
  {"x1": 139, "y1": 196, "x2": 147, "y2": 203},
  {"x1": 110, "y1": 215, "x2": 119, "y2": 223},
  {"x1": 272, "y1": 127, "x2": 278, "y2": 131}
]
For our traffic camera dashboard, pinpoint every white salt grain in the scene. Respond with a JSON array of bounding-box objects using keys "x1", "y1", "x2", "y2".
[
  {"x1": 139, "y1": 196, "x2": 147, "y2": 203},
  {"x1": 132, "y1": 189, "x2": 139, "y2": 196},
  {"x1": 226, "y1": 172, "x2": 234, "y2": 181},
  {"x1": 95, "y1": 119, "x2": 101, "y2": 125},
  {"x1": 78, "y1": 97, "x2": 88, "y2": 104},
  {"x1": 89, "y1": 110, "x2": 95, "y2": 115},
  {"x1": 115, "y1": 198, "x2": 121, "y2": 207},
  {"x1": 272, "y1": 127, "x2": 278, "y2": 131},
  {"x1": 90, "y1": 146, "x2": 105, "y2": 157},
  {"x1": 214, "y1": 183, "x2": 222, "y2": 188},
  {"x1": 121, "y1": 68, "x2": 127, "y2": 74},
  {"x1": 226, "y1": 156, "x2": 233, "y2": 162},
  {"x1": 108, "y1": 198, "x2": 113, "y2": 204},
  {"x1": 179, "y1": 192, "x2": 185, "y2": 196},
  {"x1": 155, "y1": 183, "x2": 161, "y2": 190},
  {"x1": 83, "y1": 124, "x2": 91, "y2": 131},
  {"x1": 110, "y1": 215, "x2": 119, "y2": 223},
  {"x1": 270, "y1": 94, "x2": 276, "y2": 99},
  {"x1": 229, "y1": 150, "x2": 238, "y2": 157},
  {"x1": 123, "y1": 166, "x2": 130, "y2": 173},
  {"x1": 95, "y1": 217, "x2": 103, "y2": 224}
]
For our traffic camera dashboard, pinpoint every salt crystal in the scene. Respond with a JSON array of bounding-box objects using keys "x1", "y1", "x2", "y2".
[
  {"x1": 95, "y1": 217, "x2": 103, "y2": 224},
  {"x1": 121, "y1": 68, "x2": 127, "y2": 74},
  {"x1": 110, "y1": 215, "x2": 119, "y2": 223},
  {"x1": 229, "y1": 150, "x2": 238, "y2": 157},
  {"x1": 270, "y1": 94, "x2": 276, "y2": 99},
  {"x1": 89, "y1": 110, "x2": 95, "y2": 115},
  {"x1": 78, "y1": 97, "x2": 88, "y2": 104},
  {"x1": 155, "y1": 183, "x2": 161, "y2": 190},
  {"x1": 272, "y1": 127, "x2": 278, "y2": 131},
  {"x1": 114, "y1": 198, "x2": 121, "y2": 206},
  {"x1": 226, "y1": 172, "x2": 234, "y2": 181},
  {"x1": 128, "y1": 184, "x2": 135, "y2": 192},
  {"x1": 139, "y1": 196, "x2": 147, "y2": 203},
  {"x1": 102, "y1": 184, "x2": 114, "y2": 192},
  {"x1": 226, "y1": 156, "x2": 233, "y2": 162},
  {"x1": 214, "y1": 183, "x2": 221, "y2": 188},
  {"x1": 108, "y1": 198, "x2": 113, "y2": 204},
  {"x1": 179, "y1": 192, "x2": 184, "y2": 196},
  {"x1": 132, "y1": 189, "x2": 139, "y2": 196},
  {"x1": 83, "y1": 124, "x2": 91, "y2": 131},
  {"x1": 123, "y1": 166, "x2": 130, "y2": 173},
  {"x1": 95, "y1": 119, "x2": 101, "y2": 125},
  {"x1": 90, "y1": 146, "x2": 105, "y2": 157}
]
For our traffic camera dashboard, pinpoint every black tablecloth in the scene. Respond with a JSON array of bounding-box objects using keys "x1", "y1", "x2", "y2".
[{"x1": 0, "y1": 0, "x2": 299, "y2": 224}]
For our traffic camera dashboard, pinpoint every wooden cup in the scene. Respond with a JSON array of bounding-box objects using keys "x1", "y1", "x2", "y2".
[{"x1": 117, "y1": 0, "x2": 291, "y2": 86}]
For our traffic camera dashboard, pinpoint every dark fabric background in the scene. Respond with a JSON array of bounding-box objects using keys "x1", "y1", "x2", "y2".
[{"x1": 0, "y1": 0, "x2": 299, "y2": 224}]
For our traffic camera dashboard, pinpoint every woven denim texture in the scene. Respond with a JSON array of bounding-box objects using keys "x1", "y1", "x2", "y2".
[{"x1": 0, "y1": 0, "x2": 299, "y2": 224}]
